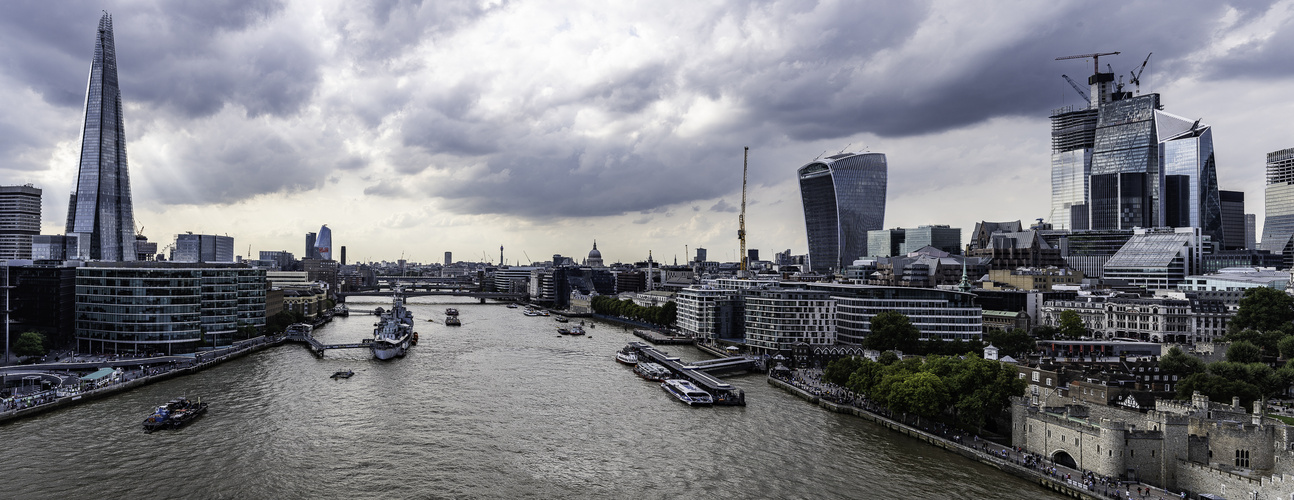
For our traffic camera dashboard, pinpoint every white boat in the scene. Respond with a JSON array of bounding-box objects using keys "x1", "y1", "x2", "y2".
[
  {"x1": 634, "y1": 362, "x2": 671, "y2": 381},
  {"x1": 661, "y1": 379, "x2": 713, "y2": 406},
  {"x1": 615, "y1": 349, "x2": 638, "y2": 365},
  {"x1": 371, "y1": 287, "x2": 414, "y2": 360}
]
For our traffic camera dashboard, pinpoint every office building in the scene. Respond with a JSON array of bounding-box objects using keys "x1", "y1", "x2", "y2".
[
  {"x1": 867, "y1": 229, "x2": 905, "y2": 258},
  {"x1": 0, "y1": 185, "x2": 40, "y2": 259},
  {"x1": 900, "y1": 225, "x2": 961, "y2": 255},
  {"x1": 444, "y1": 251, "x2": 452, "y2": 266},
  {"x1": 1102, "y1": 227, "x2": 1204, "y2": 290},
  {"x1": 314, "y1": 225, "x2": 332, "y2": 261},
  {"x1": 1058, "y1": 229, "x2": 1135, "y2": 279},
  {"x1": 340, "y1": 246, "x2": 346, "y2": 265},
  {"x1": 1219, "y1": 191, "x2": 1246, "y2": 251},
  {"x1": 743, "y1": 288, "x2": 836, "y2": 355},
  {"x1": 1246, "y1": 214, "x2": 1256, "y2": 250},
  {"x1": 1049, "y1": 105, "x2": 1098, "y2": 230},
  {"x1": 305, "y1": 232, "x2": 318, "y2": 260},
  {"x1": 694, "y1": 247, "x2": 707, "y2": 263},
  {"x1": 31, "y1": 235, "x2": 77, "y2": 261},
  {"x1": 676, "y1": 285, "x2": 744, "y2": 344},
  {"x1": 797, "y1": 152, "x2": 887, "y2": 273},
  {"x1": 1261, "y1": 148, "x2": 1294, "y2": 258},
  {"x1": 258, "y1": 250, "x2": 295, "y2": 271},
  {"x1": 171, "y1": 233, "x2": 234, "y2": 263},
  {"x1": 75, "y1": 262, "x2": 266, "y2": 354},
  {"x1": 66, "y1": 14, "x2": 136, "y2": 262},
  {"x1": 799, "y1": 282, "x2": 982, "y2": 344}
]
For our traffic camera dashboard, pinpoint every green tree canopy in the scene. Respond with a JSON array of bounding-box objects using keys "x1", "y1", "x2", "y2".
[
  {"x1": 1159, "y1": 346, "x2": 1205, "y2": 378},
  {"x1": 1058, "y1": 310, "x2": 1087, "y2": 339},
  {"x1": 1279, "y1": 335, "x2": 1294, "y2": 359},
  {"x1": 823, "y1": 356, "x2": 864, "y2": 386},
  {"x1": 866, "y1": 311, "x2": 921, "y2": 353},
  {"x1": 1229, "y1": 287, "x2": 1294, "y2": 335},
  {"x1": 13, "y1": 331, "x2": 48, "y2": 358},
  {"x1": 1226, "y1": 340, "x2": 1263, "y2": 364},
  {"x1": 985, "y1": 328, "x2": 1035, "y2": 358}
]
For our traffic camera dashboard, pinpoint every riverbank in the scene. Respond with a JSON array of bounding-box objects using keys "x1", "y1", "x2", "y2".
[
  {"x1": 0, "y1": 335, "x2": 285, "y2": 426},
  {"x1": 768, "y1": 377, "x2": 1107, "y2": 500}
]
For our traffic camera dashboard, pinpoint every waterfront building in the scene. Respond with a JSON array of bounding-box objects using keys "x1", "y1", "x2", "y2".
[
  {"x1": 676, "y1": 286, "x2": 744, "y2": 343},
  {"x1": 1102, "y1": 227, "x2": 1203, "y2": 290},
  {"x1": 314, "y1": 225, "x2": 332, "y2": 261},
  {"x1": 793, "y1": 282, "x2": 982, "y2": 344},
  {"x1": 66, "y1": 14, "x2": 136, "y2": 262},
  {"x1": 171, "y1": 233, "x2": 234, "y2": 263},
  {"x1": 75, "y1": 262, "x2": 266, "y2": 354},
  {"x1": 743, "y1": 288, "x2": 836, "y2": 355},
  {"x1": 4, "y1": 261, "x2": 76, "y2": 348},
  {"x1": 493, "y1": 266, "x2": 536, "y2": 294},
  {"x1": 1219, "y1": 190, "x2": 1246, "y2": 251},
  {"x1": 613, "y1": 270, "x2": 645, "y2": 293},
  {"x1": 303, "y1": 258, "x2": 339, "y2": 293},
  {"x1": 1261, "y1": 147, "x2": 1294, "y2": 263},
  {"x1": 797, "y1": 152, "x2": 887, "y2": 273},
  {"x1": 0, "y1": 185, "x2": 40, "y2": 260}
]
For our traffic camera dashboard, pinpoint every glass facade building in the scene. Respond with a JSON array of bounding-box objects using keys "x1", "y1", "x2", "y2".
[
  {"x1": 1102, "y1": 227, "x2": 1203, "y2": 290},
  {"x1": 314, "y1": 225, "x2": 332, "y2": 261},
  {"x1": 172, "y1": 233, "x2": 234, "y2": 263},
  {"x1": 66, "y1": 13, "x2": 136, "y2": 262},
  {"x1": 1158, "y1": 113, "x2": 1222, "y2": 246},
  {"x1": 1219, "y1": 190, "x2": 1246, "y2": 251},
  {"x1": 1261, "y1": 148, "x2": 1294, "y2": 255},
  {"x1": 1049, "y1": 106, "x2": 1097, "y2": 230},
  {"x1": 797, "y1": 152, "x2": 887, "y2": 274},
  {"x1": 0, "y1": 185, "x2": 41, "y2": 259},
  {"x1": 75, "y1": 263, "x2": 267, "y2": 354},
  {"x1": 1090, "y1": 94, "x2": 1160, "y2": 231}
]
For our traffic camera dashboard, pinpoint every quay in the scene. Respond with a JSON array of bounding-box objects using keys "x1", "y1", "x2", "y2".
[
  {"x1": 633, "y1": 329, "x2": 694, "y2": 345},
  {"x1": 627, "y1": 341, "x2": 748, "y2": 405}
]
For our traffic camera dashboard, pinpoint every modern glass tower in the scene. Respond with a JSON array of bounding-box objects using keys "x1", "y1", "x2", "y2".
[
  {"x1": 314, "y1": 225, "x2": 332, "y2": 261},
  {"x1": 797, "y1": 152, "x2": 887, "y2": 274},
  {"x1": 1260, "y1": 148, "x2": 1294, "y2": 256},
  {"x1": 66, "y1": 13, "x2": 135, "y2": 261}
]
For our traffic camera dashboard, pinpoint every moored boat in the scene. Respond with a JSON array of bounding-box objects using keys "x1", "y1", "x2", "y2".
[
  {"x1": 142, "y1": 397, "x2": 208, "y2": 432},
  {"x1": 615, "y1": 348, "x2": 638, "y2": 365},
  {"x1": 506, "y1": 303, "x2": 518, "y2": 309},
  {"x1": 557, "y1": 327, "x2": 571, "y2": 335},
  {"x1": 661, "y1": 379, "x2": 713, "y2": 406},
  {"x1": 634, "y1": 362, "x2": 672, "y2": 381},
  {"x1": 371, "y1": 287, "x2": 414, "y2": 360}
]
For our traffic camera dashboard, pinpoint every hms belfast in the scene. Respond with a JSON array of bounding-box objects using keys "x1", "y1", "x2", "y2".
[{"x1": 370, "y1": 287, "x2": 415, "y2": 360}]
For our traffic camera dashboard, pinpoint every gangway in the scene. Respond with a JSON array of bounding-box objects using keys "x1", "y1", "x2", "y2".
[{"x1": 628, "y1": 341, "x2": 746, "y2": 405}]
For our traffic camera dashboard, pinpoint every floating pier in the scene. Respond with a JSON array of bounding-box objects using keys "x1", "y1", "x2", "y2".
[
  {"x1": 627, "y1": 341, "x2": 748, "y2": 405},
  {"x1": 285, "y1": 323, "x2": 371, "y2": 357},
  {"x1": 633, "y1": 329, "x2": 694, "y2": 345}
]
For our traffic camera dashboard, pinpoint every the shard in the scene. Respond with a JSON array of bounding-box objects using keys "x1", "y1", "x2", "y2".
[{"x1": 66, "y1": 12, "x2": 135, "y2": 261}]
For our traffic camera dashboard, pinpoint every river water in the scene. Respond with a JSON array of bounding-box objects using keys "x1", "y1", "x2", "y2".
[{"x1": 1, "y1": 297, "x2": 1063, "y2": 499}]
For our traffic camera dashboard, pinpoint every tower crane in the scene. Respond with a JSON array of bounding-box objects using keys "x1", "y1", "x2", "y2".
[
  {"x1": 1055, "y1": 52, "x2": 1121, "y2": 75},
  {"x1": 1129, "y1": 52, "x2": 1152, "y2": 93},
  {"x1": 738, "y1": 147, "x2": 749, "y2": 273},
  {"x1": 1061, "y1": 74, "x2": 1090, "y2": 102}
]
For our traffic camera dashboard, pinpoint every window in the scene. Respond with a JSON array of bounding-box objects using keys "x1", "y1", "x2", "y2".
[{"x1": 1236, "y1": 449, "x2": 1250, "y2": 468}]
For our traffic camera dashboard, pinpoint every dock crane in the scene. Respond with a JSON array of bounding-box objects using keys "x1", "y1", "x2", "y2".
[
  {"x1": 738, "y1": 147, "x2": 749, "y2": 273},
  {"x1": 1061, "y1": 74, "x2": 1090, "y2": 102}
]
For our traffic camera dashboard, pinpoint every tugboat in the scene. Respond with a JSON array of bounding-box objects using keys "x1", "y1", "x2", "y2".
[
  {"x1": 331, "y1": 369, "x2": 355, "y2": 379},
  {"x1": 142, "y1": 397, "x2": 208, "y2": 432}
]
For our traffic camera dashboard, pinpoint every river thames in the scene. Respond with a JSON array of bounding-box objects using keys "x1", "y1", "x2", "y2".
[{"x1": 0, "y1": 297, "x2": 1063, "y2": 499}]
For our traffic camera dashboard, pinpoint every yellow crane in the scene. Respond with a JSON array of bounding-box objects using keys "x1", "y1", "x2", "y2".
[{"x1": 739, "y1": 146, "x2": 748, "y2": 273}]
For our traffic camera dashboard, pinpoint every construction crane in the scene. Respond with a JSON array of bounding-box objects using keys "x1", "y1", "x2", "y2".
[
  {"x1": 1055, "y1": 52, "x2": 1121, "y2": 75},
  {"x1": 1129, "y1": 52, "x2": 1152, "y2": 93},
  {"x1": 1061, "y1": 74, "x2": 1090, "y2": 102},
  {"x1": 738, "y1": 147, "x2": 749, "y2": 273}
]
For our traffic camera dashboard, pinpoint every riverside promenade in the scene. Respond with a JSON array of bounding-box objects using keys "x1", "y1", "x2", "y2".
[
  {"x1": 771, "y1": 369, "x2": 1186, "y2": 500},
  {"x1": 0, "y1": 335, "x2": 284, "y2": 425}
]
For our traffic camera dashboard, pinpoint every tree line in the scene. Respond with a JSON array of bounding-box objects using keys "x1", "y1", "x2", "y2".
[{"x1": 591, "y1": 295, "x2": 677, "y2": 326}]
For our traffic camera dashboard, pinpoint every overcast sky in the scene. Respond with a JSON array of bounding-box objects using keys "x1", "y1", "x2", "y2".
[{"x1": 3, "y1": 0, "x2": 1293, "y2": 265}]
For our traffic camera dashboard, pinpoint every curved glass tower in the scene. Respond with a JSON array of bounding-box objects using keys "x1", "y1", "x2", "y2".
[
  {"x1": 797, "y1": 153, "x2": 887, "y2": 273},
  {"x1": 66, "y1": 13, "x2": 135, "y2": 261},
  {"x1": 314, "y1": 225, "x2": 333, "y2": 261}
]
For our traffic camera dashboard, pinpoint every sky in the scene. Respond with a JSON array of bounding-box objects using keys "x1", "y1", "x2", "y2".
[{"x1": 2, "y1": 0, "x2": 1293, "y2": 265}]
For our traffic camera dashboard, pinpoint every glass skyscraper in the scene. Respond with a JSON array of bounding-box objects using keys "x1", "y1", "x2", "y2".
[
  {"x1": 66, "y1": 13, "x2": 135, "y2": 261},
  {"x1": 797, "y1": 152, "x2": 887, "y2": 273},
  {"x1": 1260, "y1": 148, "x2": 1294, "y2": 256},
  {"x1": 1049, "y1": 106, "x2": 1097, "y2": 230}
]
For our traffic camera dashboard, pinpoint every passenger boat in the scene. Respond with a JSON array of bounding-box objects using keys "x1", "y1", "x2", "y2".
[
  {"x1": 615, "y1": 348, "x2": 638, "y2": 365},
  {"x1": 506, "y1": 303, "x2": 518, "y2": 309},
  {"x1": 555, "y1": 316, "x2": 569, "y2": 323},
  {"x1": 634, "y1": 362, "x2": 671, "y2": 381},
  {"x1": 445, "y1": 308, "x2": 459, "y2": 316},
  {"x1": 661, "y1": 379, "x2": 713, "y2": 406},
  {"x1": 568, "y1": 325, "x2": 585, "y2": 336},
  {"x1": 446, "y1": 316, "x2": 461, "y2": 326},
  {"x1": 142, "y1": 397, "x2": 208, "y2": 432},
  {"x1": 557, "y1": 327, "x2": 571, "y2": 335},
  {"x1": 331, "y1": 369, "x2": 355, "y2": 379},
  {"x1": 523, "y1": 309, "x2": 541, "y2": 317}
]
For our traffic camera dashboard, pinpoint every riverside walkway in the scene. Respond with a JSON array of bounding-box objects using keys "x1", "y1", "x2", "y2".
[{"x1": 775, "y1": 368, "x2": 1185, "y2": 500}]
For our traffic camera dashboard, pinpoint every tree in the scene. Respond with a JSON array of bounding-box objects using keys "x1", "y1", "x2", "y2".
[
  {"x1": 985, "y1": 328, "x2": 1036, "y2": 358},
  {"x1": 887, "y1": 372, "x2": 950, "y2": 418},
  {"x1": 13, "y1": 331, "x2": 47, "y2": 358},
  {"x1": 1159, "y1": 347, "x2": 1205, "y2": 378},
  {"x1": 866, "y1": 311, "x2": 921, "y2": 353},
  {"x1": 1032, "y1": 325, "x2": 1061, "y2": 341},
  {"x1": 1226, "y1": 340, "x2": 1262, "y2": 364},
  {"x1": 1058, "y1": 310, "x2": 1087, "y2": 339},
  {"x1": 1280, "y1": 335, "x2": 1294, "y2": 360},
  {"x1": 1229, "y1": 287, "x2": 1294, "y2": 335},
  {"x1": 824, "y1": 356, "x2": 864, "y2": 386},
  {"x1": 876, "y1": 350, "x2": 900, "y2": 366}
]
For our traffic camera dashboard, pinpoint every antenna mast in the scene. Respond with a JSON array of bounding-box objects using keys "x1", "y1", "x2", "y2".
[{"x1": 739, "y1": 147, "x2": 749, "y2": 273}]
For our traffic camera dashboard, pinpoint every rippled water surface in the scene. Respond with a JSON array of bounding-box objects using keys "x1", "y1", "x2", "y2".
[{"x1": 1, "y1": 297, "x2": 1063, "y2": 499}]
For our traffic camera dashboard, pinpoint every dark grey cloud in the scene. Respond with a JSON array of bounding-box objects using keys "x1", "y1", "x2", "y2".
[{"x1": 710, "y1": 199, "x2": 738, "y2": 213}]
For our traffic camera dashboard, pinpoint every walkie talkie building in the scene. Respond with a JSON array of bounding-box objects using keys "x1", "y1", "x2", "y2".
[
  {"x1": 66, "y1": 13, "x2": 136, "y2": 261},
  {"x1": 797, "y1": 153, "x2": 887, "y2": 274}
]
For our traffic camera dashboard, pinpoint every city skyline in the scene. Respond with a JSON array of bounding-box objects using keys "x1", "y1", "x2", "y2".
[{"x1": 1, "y1": 2, "x2": 1293, "y2": 263}]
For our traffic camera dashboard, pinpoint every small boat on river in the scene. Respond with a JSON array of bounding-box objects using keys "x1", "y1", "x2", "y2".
[
  {"x1": 615, "y1": 348, "x2": 638, "y2": 365},
  {"x1": 446, "y1": 308, "x2": 459, "y2": 316},
  {"x1": 142, "y1": 397, "x2": 208, "y2": 432},
  {"x1": 555, "y1": 316, "x2": 569, "y2": 323},
  {"x1": 634, "y1": 362, "x2": 671, "y2": 381},
  {"x1": 446, "y1": 316, "x2": 461, "y2": 326},
  {"x1": 331, "y1": 369, "x2": 355, "y2": 379}
]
